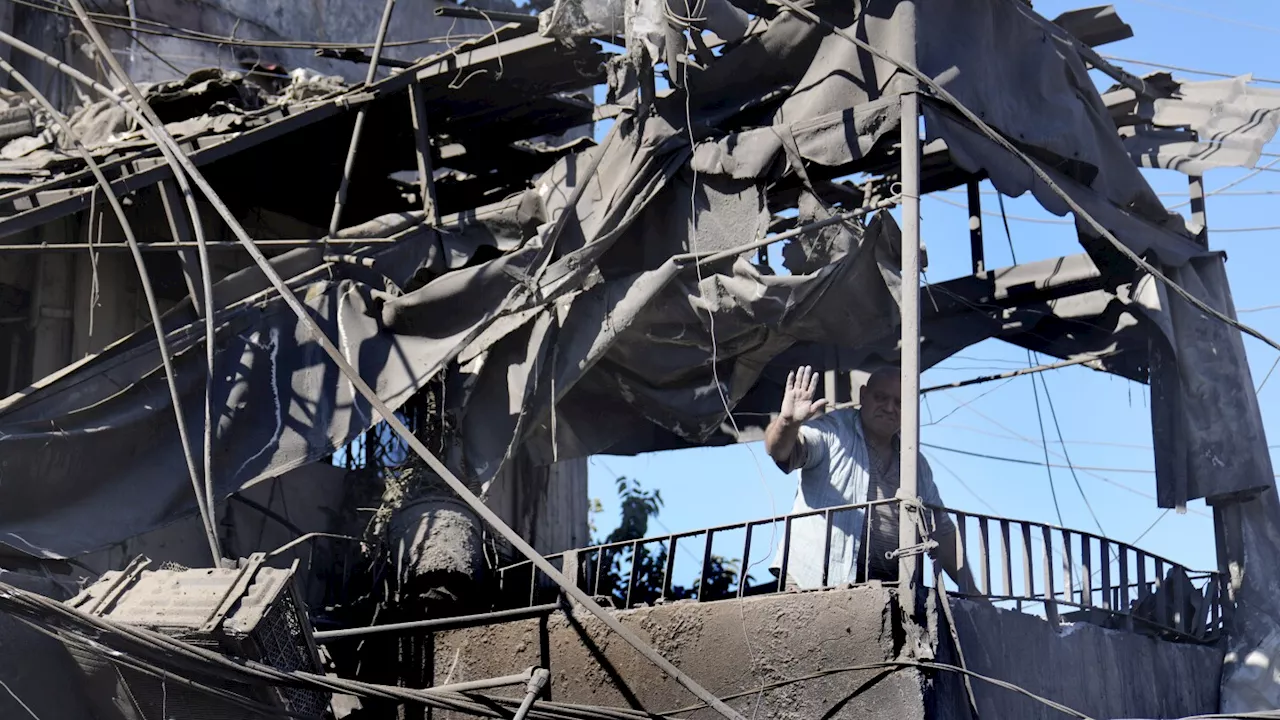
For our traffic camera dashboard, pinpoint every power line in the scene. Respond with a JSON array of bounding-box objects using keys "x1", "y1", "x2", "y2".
[
  {"x1": 1028, "y1": 351, "x2": 1066, "y2": 526},
  {"x1": 1130, "y1": 509, "x2": 1171, "y2": 546},
  {"x1": 1257, "y1": 355, "x2": 1280, "y2": 395},
  {"x1": 950, "y1": 401, "x2": 1213, "y2": 517},
  {"x1": 1101, "y1": 54, "x2": 1280, "y2": 86},
  {"x1": 1240, "y1": 303, "x2": 1280, "y2": 314},
  {"x1": 1037, "y1": 367, "x2": 1108, "y2": 536},
  {"x1": 1120, "y1": 0, "x2": 1280, "y2": 37},
  {"x1": 13, "y1": 0, "x2": 485, "y2": 51},
  {"x1": 931, "y1": 193, "x2": 1280, "y2": 234},
  {"x1": 922, "y1": 441, "x2": 1185, "y2": 476}
]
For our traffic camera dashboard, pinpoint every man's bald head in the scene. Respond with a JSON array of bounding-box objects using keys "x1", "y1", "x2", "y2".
[{"x1": 860, "y1": 365, "x2": 902, "y2": 445}]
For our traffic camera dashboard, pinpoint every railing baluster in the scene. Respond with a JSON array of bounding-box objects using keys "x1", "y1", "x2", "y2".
[
  {"x1": 739, "y1": 523, "x2": 754, "y2": 598},
  {"x1": 821, "y1": 509, "x2": 833, "y2": 587},
  {"x1": 1061, "y1": 529, "x2": 1074, "y2": 603},
  {"x1": 955, "y1": 512, "x2": 969, "y2": 594},
  {"x1": 978, "y1": 517, "x2": 991, "y2": 596},
  {"x1": 1174, "y1": 567, "x2": 1189, "y2": 635},
  {"x1": 700, "y1": 531, "x2": 716, "y2": 601},
  {"x1": 662, "y1": 537, "x2": 677, "y2": 601},
  {"x1": 1000, "y1": 519, "x2": 1013, "y2": 598},
  {"x1": 594, "y1": 548, "x2": 605, "y2": 597},
  {"x1": 1137, "y1": 551, "x2": 1150, "y2": 631},
  {"x1": 1119, "y1": 547, "x2": 1132, "y2": 631},
  {"x1": 1154, "y1": 558, "x2": 1167, "y2": 630},
  {"x1": 778, "y1": 517, "x2": 793, "y2": 592},
  {"x1": 1080, "y1": 534, "x2": 1092, "y2": 608},
  {"x1": 1100, "y1": 539, "x2": 1112, "y2": 611},
  {"x1": 1022, "y1": 523, "x2": 1034, "y2": 600},
  {"x1": 1041, "y1": 525, "x2": 1060, "y2": 626},
  {"x1": 626, "y1": 540, "x2": 641, "y2": 608}
]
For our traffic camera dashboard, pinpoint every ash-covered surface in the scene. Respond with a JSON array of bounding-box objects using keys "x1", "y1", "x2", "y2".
[{"x1": 429, "y1": 585, "x2": 926, "y2": 720}]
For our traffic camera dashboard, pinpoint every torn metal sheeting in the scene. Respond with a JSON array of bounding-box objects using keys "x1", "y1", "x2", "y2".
[{"x1": 0, "y1": 0, "x2": 1272, "y2": 560}]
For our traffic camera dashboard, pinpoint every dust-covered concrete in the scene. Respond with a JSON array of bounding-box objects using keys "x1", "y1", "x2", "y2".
[
  {"x1": 427, "y1": 585, "x2": 927, "y2": 720},
  {"x1": 940, "y1": 597, "x2": 1223, "y2": 719}
]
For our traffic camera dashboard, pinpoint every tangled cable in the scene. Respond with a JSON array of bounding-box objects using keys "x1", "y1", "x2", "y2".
[{"x1": 0, "y1": 577, "x2": 1115, "y2": 720}]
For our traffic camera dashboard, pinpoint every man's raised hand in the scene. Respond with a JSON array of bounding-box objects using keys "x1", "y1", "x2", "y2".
[{"x1": 780, "y1": 365, "x2": 828, "y2": 426}]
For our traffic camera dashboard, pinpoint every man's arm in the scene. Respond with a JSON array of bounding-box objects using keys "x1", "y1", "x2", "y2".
[{"x1": 765, "y1": 366, "x2": 828, "y2": 471}]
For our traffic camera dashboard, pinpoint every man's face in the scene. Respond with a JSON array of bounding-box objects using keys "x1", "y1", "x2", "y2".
[{"x1": 860, "y1": 372, "x2": 901, "y2": 441}]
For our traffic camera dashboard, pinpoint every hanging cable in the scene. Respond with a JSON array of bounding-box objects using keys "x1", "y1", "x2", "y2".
[
  {"x1": 11, "y1": 0, "x2": 484, "y2": 51},
  {"x1": 1101, "y1": 53, "x2": 1280, "y2": 85},
  {"x1": 767, "y1": 0, "x2": 1280, "y2": 356},
  {"x1": 1027, "y1": 351, "x2": 1065, "y2": 526},
  {"x1": 50, "y1": 5, "x2": 745, "y2": 716},
  {"x1": 0, "y1": 56, "x2": 223, "y2": 564}
]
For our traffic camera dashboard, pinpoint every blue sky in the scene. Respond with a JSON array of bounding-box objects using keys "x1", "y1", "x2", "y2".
[{"x1": 583, "y1": 0, "x2": 1280, "y2": 585}]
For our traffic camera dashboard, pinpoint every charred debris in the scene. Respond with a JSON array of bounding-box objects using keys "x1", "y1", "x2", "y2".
[{"x1": 0, "y1": 0, "x2": 1277, "y2": 718}]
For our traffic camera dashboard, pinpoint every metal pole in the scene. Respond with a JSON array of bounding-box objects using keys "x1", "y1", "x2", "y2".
[
  {"x1": 898, "y1": 84, "x2": 922, "y2": 592},
  {"x1": 966, "y1": 178, "x2": 984, "y2": 274},
  {"x1": 62, "y1": 5, "x2": 743, "y2": 714},
  {"x1": 1189, "y1": 173, "x2": 1209, "y2": 248},
  {"x1": 409, "y1": 80, "x2": 441, "y2": 225},
  {"x1": 328, "y1": 0, "x2": 397, "y2": 236},
  {"x1": 313, "y1": 603, "x2": 561, "y2": 640}
]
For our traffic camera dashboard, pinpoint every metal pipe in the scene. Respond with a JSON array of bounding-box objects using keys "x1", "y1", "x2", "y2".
[
  {"x1": 0, "y1": 57, "x2": 223, "y2": 565},
  {"x1": 434, "y1": 6, "x2": 540, "y2": 26},
  {"x1": 328, "y1": 0, "x2": 398, "y2": 237},
  {"x1": 428, "y1": 668, "x2": 536, "y2": 695},
  {"x1": 314, "y1": 48, "x2": 415, "y2": 69},
  {"x1": 512, "y1": 668, "x2": 550, "y2": 720},
  {"x1": 966, "y1": 178, "x2": 984, "y2": 274},
  {"x1": 1, "y1": 29, "x2": 232, "y2": 568},
  {"x1": 898, "y1": 83, "x2": 922, "y2": 592},
  {"x1": 63, "y1": 4, "x2": 744, "y2": 715},
  {"x1": 314, "y1": 603, "x2": 561, "y2": 640},
  {"x1": 0, "y1": 238, "x2": 407, "y2": 251}
]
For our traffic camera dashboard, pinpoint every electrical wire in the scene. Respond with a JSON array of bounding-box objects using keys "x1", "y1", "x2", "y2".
[
  {"x1": 921, "y1": 441, "x2": 1209, "y2": 476},
  {"x1": 1119, "y1": 0, "x2": 1280, "y2": 36},
  {"x1": 1256, "y1": 355, "x2": 1280, "y2": 395},
  {"x1": 765, "y1": 0, "x2": 1280, "y2": 357},
  {"x1": 0, "y1": 55, "x2": 223, "y2": 564},
  {"x1": 12, "y1": 0, "x2": 484, "y2": 51},
  {"x1": 1038, "y1": 368, "x2": 1107, "y2": 535},
  {"x1": 1239, "y1": 303, "x2": 1280, "y2": 314},
  {"x1": 953, "y1": 401, "x2": 1214, "y2": 518},
  {"x1": 0, "y1": 574, "x2": 1110, "y2": 720},
  {"x1": 54, "y1": 4, "x2": 743, "y2": 717},
  {"x1": 932, "y1": 193, "x2": 1280, "y2": 233},
  {"x1": 1028, "y1": 351, "x2": 1065, "y2": 525},
  {"x1": 1101, "y1": 53, "x2": 1280, "y2": 86}
]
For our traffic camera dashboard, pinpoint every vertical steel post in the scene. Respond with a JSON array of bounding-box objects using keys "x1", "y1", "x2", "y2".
[
  {"x1": 898, "y1": 86, "x2": 922, "y2": 592},
  {"x1": 328, "y1": 0, "x2": 398, "y2": 236},
  {"x1": 967, "y1": 178, "x2": 984, "y2": 274},
  {"x1": 1189, "y1": 173, "x2": 1209, "y2": 249},
  {"x1": 410, "y1": 81, "x2": 441, "y2": 225}
]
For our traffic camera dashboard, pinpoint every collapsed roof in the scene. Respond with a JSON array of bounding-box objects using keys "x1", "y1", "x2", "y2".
[{"x1": 0, "y1": 1, "x2": 1274, "y2": 558}]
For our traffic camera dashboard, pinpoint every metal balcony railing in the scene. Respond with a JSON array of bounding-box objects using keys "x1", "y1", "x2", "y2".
[{"x1": 496, "y1": 502, "x2": 1227, "y2": 644}]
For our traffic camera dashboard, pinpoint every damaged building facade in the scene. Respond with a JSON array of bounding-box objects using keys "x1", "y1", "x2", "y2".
[{"x1": 0, "y1": 0, "x2": 1278, "y2": 718}]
